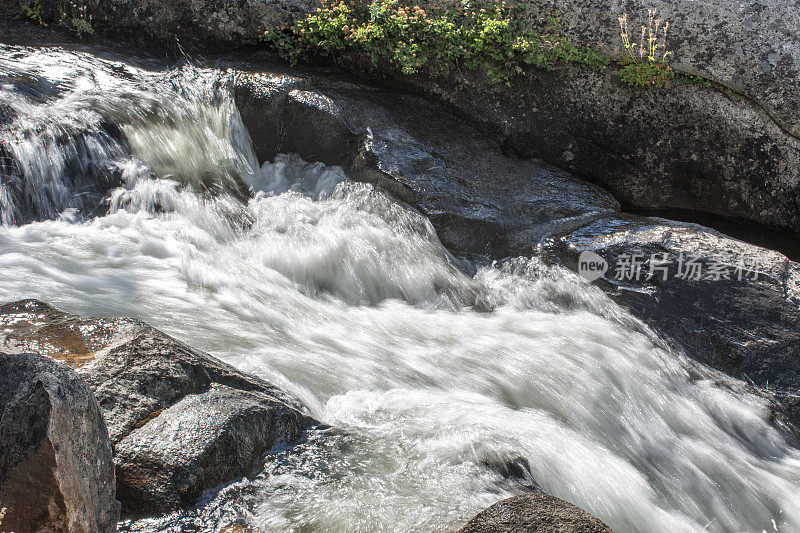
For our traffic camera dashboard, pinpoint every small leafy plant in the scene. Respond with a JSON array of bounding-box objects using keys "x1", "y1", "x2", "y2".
[
  {"x1": 681, "y1": 74, "x2": 712, "y2": 88},
  {"x1": 617, "y1": 9, "x2": 674, "y2": 86},
  {"x1": 59, "y1": 1, "x2": 94, "y2": 38},
  {"x1": 20, "y1": 0, "x2": 45, "y2": 25}
]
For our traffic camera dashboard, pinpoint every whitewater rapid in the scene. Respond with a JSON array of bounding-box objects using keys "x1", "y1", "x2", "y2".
[{"x1": 1, "y1": 43, "x2": 800, "y2": 532}]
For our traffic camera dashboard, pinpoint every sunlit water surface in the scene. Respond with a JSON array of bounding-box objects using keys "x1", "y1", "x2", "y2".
[{"x1": 1, "y1": 44, "x2": 799, "y2": 533}]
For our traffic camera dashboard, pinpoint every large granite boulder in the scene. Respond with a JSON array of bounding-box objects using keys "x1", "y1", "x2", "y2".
[
  {"x1": 0, "y1": 352, "x2": 118, "y2": 532},
  {"x1": 459, "y1": 493, "x2": 613, "y2": 533},
  {"x1": 394, "y1": 61, "x2": 800, "y2": 235},
  {"x1": 376, "y1": 0, "x2": 800, "y2": 232},
  {"x1": 0, "y1": 299, "x2": 317, "y2": 517},
  {"x1": 114, "y1": 384, "x2": 310, "y2": 515}
]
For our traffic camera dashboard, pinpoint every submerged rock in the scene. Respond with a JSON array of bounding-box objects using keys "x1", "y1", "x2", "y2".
[
  {"x1": 459, "y1": 493, "x2": 613, "y2": 533},
  {"x1": 547, "y1": 214, "x2": 800, "y2": 430},
  {"x1": 0, "y1": 352, "x2": 118, "y2": 532},
  {"x1": 0, "y1": 299, "x2": 317, "y2": 517}
]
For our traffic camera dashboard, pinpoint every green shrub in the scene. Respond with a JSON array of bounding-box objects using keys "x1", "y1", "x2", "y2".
[
  {"x1": 680, "y1": 74, "x2": 712, "y2": 88},
  {"x1": 264, "y1": 0, "x2": 610, "y2": 85},
  {"x1": 59, "y1": 2, "x2": 94, "y2": 38},
  {"x1": 20, "y1": 0, "x2": 44, "y2": 25},
  {"x1": 619, "y1": 56, "x2": 674, "y2": 86},
  {"x1": 264, "y1": 2, "x2": 694, "y2": 89}
]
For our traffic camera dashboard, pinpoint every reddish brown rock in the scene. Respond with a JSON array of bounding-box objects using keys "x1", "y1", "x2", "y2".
[
  {"x1": 0, "y1": 352, "x2": 118, "y2": 532},
  {"x1": 0, "y1": 299, "x2": 317, "y2": 518},
  {"x1": 460, "y1": 493, "x2": 613, "y2": 533}
]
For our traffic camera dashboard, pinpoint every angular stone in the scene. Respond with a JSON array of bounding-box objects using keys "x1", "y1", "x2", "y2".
[
  {"x1": 0, "y1": 352, "x2": 118, "y2": 532},
  {"x1": 0, "y1": 300, "x2": 317, "y2": 517},
  {"x1": 114, "y1": 384, "x2": 311, "y2": 516}
]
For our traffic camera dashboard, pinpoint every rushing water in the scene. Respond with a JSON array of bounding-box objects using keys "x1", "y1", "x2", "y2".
[{"x1": 2, "y1": 43, "x2": 800, "y2": 533}]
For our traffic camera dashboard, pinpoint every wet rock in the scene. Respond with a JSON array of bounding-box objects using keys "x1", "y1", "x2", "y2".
[
  {"x1": 353, "y1": 57, "x2": 800, "y2": 235},
  {"x1": 0, "y1": 352, "x2": 118, "y2": 532},
  {"x1": 115, "y1": 384, "x2": 310, "y2": 515},
  {"x1": 232, "y1": 70, "x2": 620, "y2": 257},
  {"x1": 0, "y1": 299, "x2": 317, "y2": 517},
  {"x1": 231, "y1": 71, "x2": 307, "y2": 165},
  {"x1": 459, "y1": 493, "x2": 613, "y2": 533},
  {"x1": 547, "y1": 214, "x2": 800, "y2": 430}
]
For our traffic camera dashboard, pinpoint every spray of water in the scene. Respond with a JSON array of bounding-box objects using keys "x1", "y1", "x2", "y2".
[{"x1": 1, "y1": 44, "x2": 799, "y2": 533}]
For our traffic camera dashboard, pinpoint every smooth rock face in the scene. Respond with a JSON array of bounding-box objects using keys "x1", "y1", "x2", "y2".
[
  {"x1": 547, "y1": 214, "x2": 800, "y2": 430},
  {"x1": 0, "y1": 352, "x2": 118, "y2": 532},
  {"x1": 0, "y1": 299, "x2": 316, "y2": 517},
  {"x1": 232, "y1": 70, "x2": 620, "y2": 257},
  {"x1": 362, "y1": 60, "x2": 800, "y2": 235},
  {"x1": 459, "y1": 493, "x2": 613, "y2": 533}
]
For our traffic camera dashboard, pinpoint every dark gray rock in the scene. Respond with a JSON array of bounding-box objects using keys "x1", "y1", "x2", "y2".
[
  {"x1": 0, "y1": 299, "x2": 317, "y2": 517},
  {"x1": 114, "y1": 384, "x2": 310, "y2": 516},
  {"x1": 0, "y1": 352, "x2": 118, "y2": 532},
  {"x1": 459, "y1": 493, "x2": 613, "y2": 533},
  {"x1": 546, "y1": 214, "x2": 800, "y2": 430},
  {"x1": 1, "y1": 0, "x2": 315, "y2": 48},
  {"x1": 351, "y1": 57, "x2": 800, "y2": 235},
  {"x1": 232, "y1": 70, "x2": 620, "y2": 257}
]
